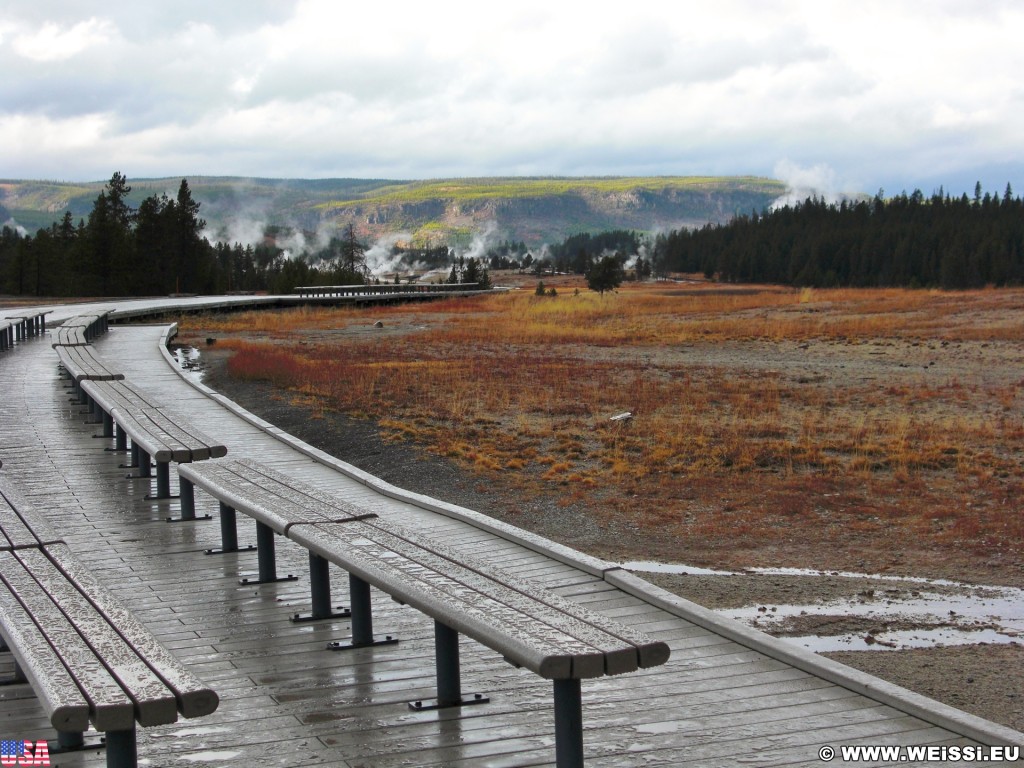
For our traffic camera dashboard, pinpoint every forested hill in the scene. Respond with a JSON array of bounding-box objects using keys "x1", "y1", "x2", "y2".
[
  {"x1": 1, "y1": 176, "x2": 784, "y2": 246},
  {"x1": 653, "y1": 186, "x2": 1024, "y2": 288}
]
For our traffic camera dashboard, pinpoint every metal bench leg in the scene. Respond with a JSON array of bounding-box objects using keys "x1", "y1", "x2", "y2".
[
  {"x1": 240, "y1": 521, "x2": 297, "y2": 585},
  {"x1": 114, "y1": 424, "x2": 128, "y2": 452},
  {"x1": 147, "y1": 461, "x2": 173, "y2": 500},
  {"x1": 292, "y1": 553, "x2": 350, "y2": 623},
  {"x1": 327, "y1": 574, "x2": 397, "y2": 651},
  {"x1": 58, "y1": 731, "x2": 84, "y2": 748},
  {"x1": 105, "y1": 727, "x2": 137, "y2": 768},
  {"x1": 205, "y1": 502, "x2": 255, "y2": 555},
  {"x1": 554, "y1": 679, "x2": 584, "y2": 768},
  {"x1": 124, "y1": 443, "x2": 149, "y2": 475},
  {"x1": 101, "y1": 411, "x2": 114, "y2": 439},
  {"x1": 167, "y1": 476, "x2": 212, "y2": 523},
  {"x1": 409, "y1": 621, "x2": 488, "y2": 711}
]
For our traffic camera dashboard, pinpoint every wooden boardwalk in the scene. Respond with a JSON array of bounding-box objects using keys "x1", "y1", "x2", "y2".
[{"x1": 0, "y1": 297, "x2": 1020, "y2": 766}]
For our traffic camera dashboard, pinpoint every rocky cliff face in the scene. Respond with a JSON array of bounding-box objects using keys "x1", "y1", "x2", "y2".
[{"x1": 316, "y1": 181, "x2": 783, "y2": 245}]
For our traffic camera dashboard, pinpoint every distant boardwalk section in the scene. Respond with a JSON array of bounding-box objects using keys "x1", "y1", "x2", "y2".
[{"x1": 294, "y1": 282, "x2": 486, "y2": 299}]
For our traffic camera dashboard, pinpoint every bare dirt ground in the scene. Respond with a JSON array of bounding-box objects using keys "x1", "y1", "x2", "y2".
[{"x1": 175, "y1": 284, "x2": 1024, "y2": 734}]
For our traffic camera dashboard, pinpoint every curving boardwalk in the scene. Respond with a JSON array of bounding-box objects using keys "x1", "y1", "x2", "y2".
[{"x1": 0, "y1": 296, "x2": 1020, "y2": 766}]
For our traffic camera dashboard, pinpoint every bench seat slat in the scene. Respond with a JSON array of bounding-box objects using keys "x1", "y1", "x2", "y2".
[
  {"x1": 53, "y1": 327, "x2": 90, "y2": 346},
  {"x1": 45, "y1": 544, "x2": 219, "y2": 720},
  {"x1": 0, "y1": 477, "x2": 65, "y2": 550},
  {"x1": 235, "y1": 459, "x2": 365, "y2": 514},
  {"x1": 0, "y1": 572, "x2": 91, "y2": 732},
  {"x1": 0, "y1": 550, "x2": 136, "y2": 731},
  {"x1": 357, "y1": 519, "x2": 669, "y2": 673},
  {"x1": 109, "y1": 407, "x2": 188, "y2": 462},
  {"x1": 51, "y1": 312, "x2": 113, "y2": 347},
  {"x1": 81, "y1": 379, "x2": 159, "y2": 413},
  {"x1": 180, "y1": 461, "x2": 363, "y2": 534},
  {"x1": 110, "y1": 406, "x2": 225, "y2": 463},
  {"x1": 158, "y1": 409, "x2": 228, "y2": 460},
  {"x1": 82, "y1": 380, "x2": 226, "y2": 462},
  {"x1": 14, "y1": 548, "x2": 179, "y2": 727},
  {"x1": 291, "y1": 523, "x2": 602, "y2": 679},
  {"x1": 54, "y1": 345, "x2": 124, "y2": 382}
]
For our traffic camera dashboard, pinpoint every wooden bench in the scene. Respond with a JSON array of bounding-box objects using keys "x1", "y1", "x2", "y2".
[
  {"x1": 4, "y1": 310, "x2": 52, "y2": 342},
  {"x1": 178, "y1": 458, "x2": 670, "y2": 768},
  {"x1": 52, "y1": 312, "x2": 112, "y2": 346},
  {"x1": 79, "y1": 379, "x2": 228, "y2": 501},
  {"x1": 0, "y1": 471, "x2": 219, "y2": 767},
  {"x1": 54, "y1": 345, "x2": 125, "y2": 403}
]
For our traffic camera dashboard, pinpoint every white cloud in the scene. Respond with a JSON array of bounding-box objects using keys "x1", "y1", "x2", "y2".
[{"x1": 12, "y1": 18, "x2": 116, "y2": 62}]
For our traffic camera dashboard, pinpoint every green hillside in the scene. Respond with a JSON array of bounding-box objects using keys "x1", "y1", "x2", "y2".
[{"x1": 1, "y1": 175, "x2": 786, "y2": 246}]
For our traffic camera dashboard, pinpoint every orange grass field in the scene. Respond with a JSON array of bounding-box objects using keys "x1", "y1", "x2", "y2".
[{"x1": 178, "y1": 280, "x2": 1024, "y2": 585}]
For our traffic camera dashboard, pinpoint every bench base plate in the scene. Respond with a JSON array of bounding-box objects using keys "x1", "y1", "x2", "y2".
[
  {"x1": 166, "y1": 513, "x2": 212, "y2": 523},
  {"x1": 327, "y1": 635, "x2": 399, "y2": 651},
  {"x1": 204, "y1": 544, "x2": 257, "y2": 556},
  {"x1": 240, "y1": 574, "x2": 299, "y2": 585},
  {"x1": 50, "y1": 734, "x2": 106, "y2": 755},
  {"x1": 291, "y1": 607, "x2": 352, "y2": 623},
  {"x1": 409, "y1": 693, "x2": 490, "y2": 711}
]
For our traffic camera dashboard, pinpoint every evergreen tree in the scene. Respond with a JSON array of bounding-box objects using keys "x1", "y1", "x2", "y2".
[{"x1": 586, "y1": 254, "x2": 625, "y2": 295}]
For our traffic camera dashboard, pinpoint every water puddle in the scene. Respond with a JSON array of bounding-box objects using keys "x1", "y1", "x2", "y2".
[
  {"x1": 783, "y1": 627, "x2": 1015, "y2": 653},
  {"x1": 622, "y1": 560, "x2": 739, "y2": 576},
  {"x1": 171, "y1": 345, "x2": 206, "y2": 382},
  {"x1": 624, "y1": 560, "x2": 1024, "y2": 652}
]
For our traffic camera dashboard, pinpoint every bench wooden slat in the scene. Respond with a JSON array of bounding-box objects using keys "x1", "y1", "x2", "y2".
[
  {"x1": 82, "y1": 380, "x2": 227, "y2": 463},
  {"x1": 0, "y1": 571, "x2": 91, "y2": 732},
  {"x1": 110, "y1": 407, "x2": 192, "y2": 462},
  {"x1": 14, "y1": 548, "x2": 179, "y2": 728},
  {"x1": 44, "y1": 544, "x2": 219, "y2": 720},
  {"x1": 356, "y1": 519, "x2": 669, "y2": 673},
  {"x1": 291, "y1": 522, "x2": 605, "y2": 679},
  {"x1": 55, "y1": 345, "x2": 124, "y2": 382},
  {"x1": 52, "y1": 312, "x2": 112, "y2": 347},
  {"x1": 81, "y1": 379, "x2": 161, "y2": 413},
  {"x1": 182, "y1": 460, "x2": 365, "y2": 534},
  {"x1": 109, "y1": 406, "x2": 226, "y2": 463},
  {"x1": 0, "y1": 476, "x2": 65, "y2": 550},
  {"x1": 0, "y1": 550, "x2": 136, "y2": 731}
]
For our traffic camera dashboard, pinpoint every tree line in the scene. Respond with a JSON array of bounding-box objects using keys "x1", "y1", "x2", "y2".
[
  {"x1": 0, "y1": 173, "x2": 370, "y2": 297},
  {"x1": 651, "y1": 184, "x2": 1024, "y2": 288}
]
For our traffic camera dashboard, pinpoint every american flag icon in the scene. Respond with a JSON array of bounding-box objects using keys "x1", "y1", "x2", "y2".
[{"x1": 0, "y1": 740, "x2": 24, "y2": 762}]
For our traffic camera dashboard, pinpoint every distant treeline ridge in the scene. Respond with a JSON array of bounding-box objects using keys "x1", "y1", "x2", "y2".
[
  {"x1": 651, "y1": 185, "x2": 1024, "y2": 288},
  {"x1": 3, "y1": 175, "x2": 1023, "y2": 297}
]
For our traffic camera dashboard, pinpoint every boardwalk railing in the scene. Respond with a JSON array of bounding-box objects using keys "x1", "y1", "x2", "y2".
[{"x1": 294, "y1": 282, "x2": 483, "y2": 298}]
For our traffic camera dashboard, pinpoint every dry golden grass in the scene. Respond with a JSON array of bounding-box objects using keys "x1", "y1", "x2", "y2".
[{"x1": 180, "y1": 282, "x2": 1024, "y2": 581}]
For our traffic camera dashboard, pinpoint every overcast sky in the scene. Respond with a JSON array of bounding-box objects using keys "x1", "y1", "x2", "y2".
[{"x1": 3, "y1": 1, "x2": 1023, "y2": 197}]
